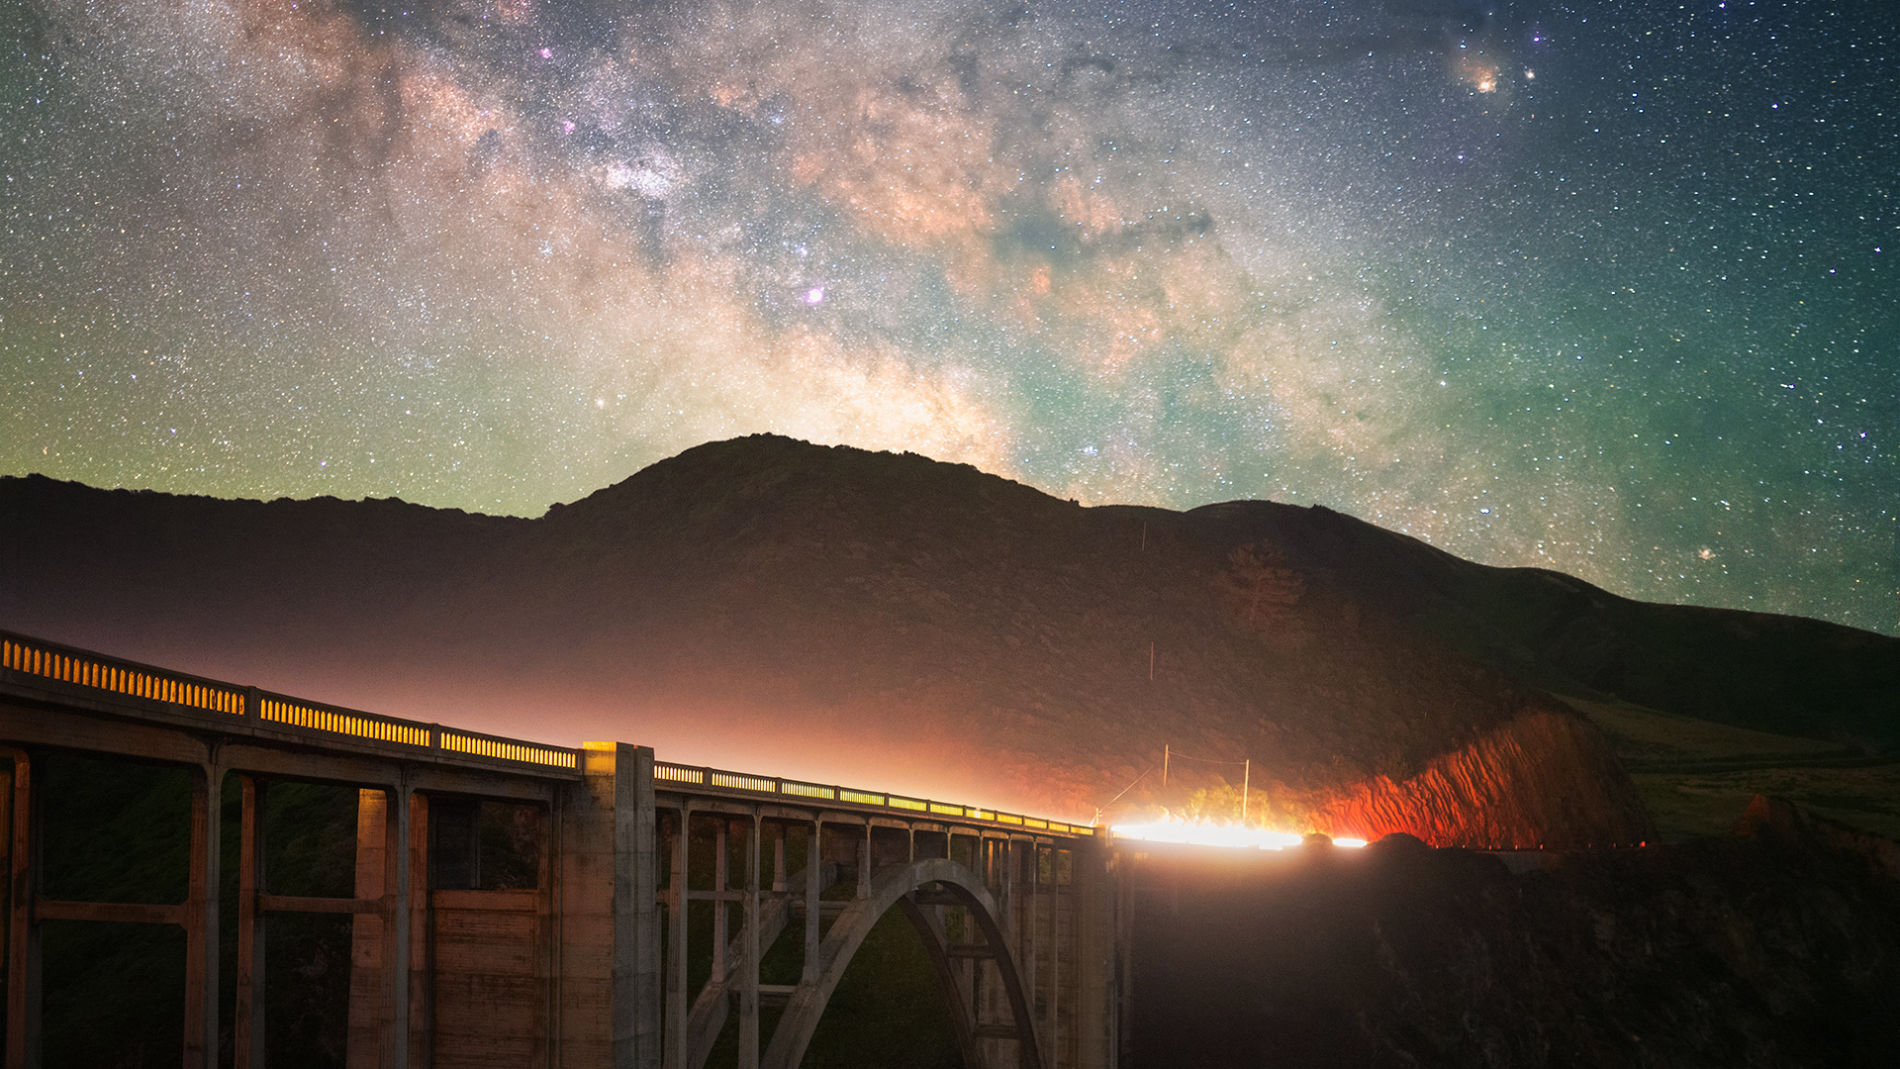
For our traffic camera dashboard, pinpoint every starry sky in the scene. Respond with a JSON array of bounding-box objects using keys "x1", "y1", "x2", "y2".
[{"x1": 2, "y1": 0, "x2": 1894, "y2": 634}]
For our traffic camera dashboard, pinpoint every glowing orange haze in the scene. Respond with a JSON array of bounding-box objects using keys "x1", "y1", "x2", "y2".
[{"x1": 1112, "y1": 818, "x2": 1368, "y2": 850}]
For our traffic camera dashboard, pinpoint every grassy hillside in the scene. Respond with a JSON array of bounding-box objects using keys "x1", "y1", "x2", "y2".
[{"x1": 1564, "y1": 695, "x2": 1900, "y2": 842}]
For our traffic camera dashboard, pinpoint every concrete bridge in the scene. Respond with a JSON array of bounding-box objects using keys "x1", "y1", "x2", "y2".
[{"x1": 0, "y1": 630, "x2": 1121, "y2": 1069}]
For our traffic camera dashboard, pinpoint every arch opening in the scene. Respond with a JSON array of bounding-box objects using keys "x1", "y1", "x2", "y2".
[
  {"x1": 761, "y1": 856, "x2": 1042, "y2": 1069},
  {"x1": 798, "y1": 905, "x2": 964, "y2": 1068}
]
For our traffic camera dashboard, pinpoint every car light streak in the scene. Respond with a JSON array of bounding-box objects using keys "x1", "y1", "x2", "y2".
[{"x1": 1110, "y1": 819, "x2": 1369, "y2": 850}]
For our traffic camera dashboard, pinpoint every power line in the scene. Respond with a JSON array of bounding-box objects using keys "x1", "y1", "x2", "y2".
[
  {"x1": 1161, "y1": 745, "x2": 1253, "y2": 822},
  {"x1": 1092, "y1": 765, "x2": 1155, "y2": 825},
  {"x1": 1163, "y1": 748, "x2": 1250, "y2": 766}
]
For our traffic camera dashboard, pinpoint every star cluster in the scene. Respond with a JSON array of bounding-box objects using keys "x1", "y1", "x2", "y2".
[{"x1": 2, "y1": 0, "x2": 1894, "y2": 633}]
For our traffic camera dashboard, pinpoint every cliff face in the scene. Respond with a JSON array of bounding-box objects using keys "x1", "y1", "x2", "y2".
[
  {"x1": 1314, "y1": 706, "x2": 1652, "y2": 848},
  {"x1": 6, "y1": 435, "x2": 1889, "y2": 845}
]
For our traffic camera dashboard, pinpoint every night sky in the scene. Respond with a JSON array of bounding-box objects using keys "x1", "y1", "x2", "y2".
[{"x1": 2, "y1": 0, "x2": 1894, "y2": 634}]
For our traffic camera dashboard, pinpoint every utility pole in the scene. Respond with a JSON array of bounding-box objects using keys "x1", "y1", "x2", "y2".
[
  {"x1": 1162, "y1": 744, "x2": 1169, "y2": 788},
  {"x1": 1241, "y1": 758, "x2": 1250, "y2": 823}
]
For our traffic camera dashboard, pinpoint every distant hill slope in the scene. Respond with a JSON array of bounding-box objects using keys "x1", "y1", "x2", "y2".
[
  {"x1": 1257, "y1": 506, "x2": 1900, "y2": 751},
  {"x1": 5, "y1": 436, "x2": 1893, "y2": 845}
]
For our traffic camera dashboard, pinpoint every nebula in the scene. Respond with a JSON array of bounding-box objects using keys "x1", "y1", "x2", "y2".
[{"x1": 2, "y1": 0, "x2": 1892, "y2": 633}]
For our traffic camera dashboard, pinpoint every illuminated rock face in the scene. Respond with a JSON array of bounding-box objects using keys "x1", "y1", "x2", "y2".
[{"x1": 1312, "y1": 706, "x2": 1654, "y2": 850}]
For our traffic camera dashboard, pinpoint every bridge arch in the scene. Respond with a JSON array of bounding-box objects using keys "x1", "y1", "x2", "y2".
[{"x1": 761, "y1": 856, "x2": 1043, "y2": 1069}]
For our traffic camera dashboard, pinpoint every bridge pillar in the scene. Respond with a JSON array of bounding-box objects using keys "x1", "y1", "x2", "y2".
[
  {"x1": 184, "y1": 760, "x2": 222, "y2": 1069},
  {"x1": 739, "y1": 814, "x2": 761, "y2": 1069},
  {"x1": 389, "y1": 784, "x2": 414, "y2": 1069},
  {"x1": 1069, "y1": 842, "x2": 1119, "y2": 1069},
  {"x1": 561, "y1": 742, "x2": 660, "y2": 1069},
  {"x1": 347, "y1": 784, "x2": 414, "y2": 1069},
  {"x1": 663, "y1": 803, "x2": 690, "y2": 1069},
  {"x1": 234, "y1": 776, "x2": 266, "y2": 1069},
  {"x1": 5, "y1": 751, "x2": 40, "y2": 1069}
]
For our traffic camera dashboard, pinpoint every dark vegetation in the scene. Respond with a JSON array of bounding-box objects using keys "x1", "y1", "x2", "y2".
[
  {"x1": 795, "y1": 909, "x2": 961, "y2": 1069},
  {"x1": 35, "y1": 754, "x2": 191, "y2": 1067},
  {"x1": 1130, "y1": 806, "x2": 1900, "y2": 1068},
  {"x1": 10, "y1": 754, "x2": 362, "y2": 1068}
]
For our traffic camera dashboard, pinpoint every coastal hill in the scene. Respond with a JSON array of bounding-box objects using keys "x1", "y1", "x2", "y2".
[{"x1": 5, "y1": 435, "x2": 1895, "y2": 846}]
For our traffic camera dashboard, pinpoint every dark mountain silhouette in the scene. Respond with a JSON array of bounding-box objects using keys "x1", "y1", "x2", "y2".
[{"x1": 4, "y1": 435, "x2": 1895, "y2": 846}]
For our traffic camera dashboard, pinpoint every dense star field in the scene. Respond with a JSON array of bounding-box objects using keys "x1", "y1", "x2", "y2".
[{"x1": 1, "y1": 0, "x2": 1893, "y2": 633}]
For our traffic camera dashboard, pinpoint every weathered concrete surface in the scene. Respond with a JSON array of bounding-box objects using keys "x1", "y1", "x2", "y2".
[{"x1": 558, "y1": 742, "x2": 660, "y2": 1069}]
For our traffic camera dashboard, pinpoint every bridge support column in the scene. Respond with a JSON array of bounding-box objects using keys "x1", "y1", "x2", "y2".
[
  {"x1": 802, "y1": 820, "x2": 823, "y2": 985},
  {"x1": 5, "y1": 751, "x2": 40, "y2": 1069},
  {"x1": 739, "y1": 816, "x2": 761, "y2": 1069},
  {"x1": 562, "y1": 742, "x2": 659, "y2": 1069},
  {"x1": 1069, "y1": 843, "x2": 1118, "y2": 1069},
  {"x1": 386, "y1": 784, "x2": 413, "y2": 1069},
  {"x1": 664, "y1": 804, "x2": 689, "y2": 1069},
  {"x1": 348, "y1": 784, "x2": 414, "y2": 1069},
  {"x1": 1021, "y1": 843, "x2": 1041, "y2": 1066},
  {"x1": 1046, "y1": 846, "x2": 1060, "y2": 1069},
  {"x1": 234, "y1": 776, "x2": 267, "y2": 1069},
  {"x1": 184, "y1": 761, "x2": 222, "y2": 1069}
]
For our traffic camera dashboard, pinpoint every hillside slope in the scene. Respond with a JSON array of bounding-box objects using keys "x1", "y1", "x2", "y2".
[{"x1": 6, "y1": 436, "x2": 1892, "y2": 843}]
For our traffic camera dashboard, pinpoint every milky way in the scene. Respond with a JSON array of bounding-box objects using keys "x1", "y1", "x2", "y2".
[{"x1": 2, "y1": 0, "x2": 1894, "y2": 634}]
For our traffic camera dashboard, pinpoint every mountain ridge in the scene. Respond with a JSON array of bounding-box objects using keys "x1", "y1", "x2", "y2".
[{"x1": 5, "y1": 435, "x2": 1894, "y2": 844}]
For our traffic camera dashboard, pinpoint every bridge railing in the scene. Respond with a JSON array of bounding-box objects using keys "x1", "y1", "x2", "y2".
[
  {"x1": 0, "y1": 629, "x2": 581, "y2": 776},
  {"x1": 0, "y1": 631, "x2": 248, "y2": 717},
  {"x1": 654, "y1": 759, "x2": 1096, "y2": 838}
]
